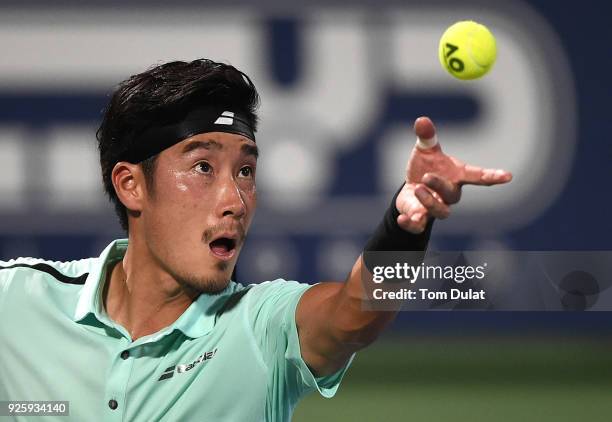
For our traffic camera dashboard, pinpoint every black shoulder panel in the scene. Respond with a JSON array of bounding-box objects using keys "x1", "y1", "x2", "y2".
[{"x1": 0, "y1": 263, "x2": 88, "y2": 285}]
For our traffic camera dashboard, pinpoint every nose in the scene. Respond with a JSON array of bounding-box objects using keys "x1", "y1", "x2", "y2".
[{"x1": 217, "y1": 177, "x2": 246, "y2": 220}]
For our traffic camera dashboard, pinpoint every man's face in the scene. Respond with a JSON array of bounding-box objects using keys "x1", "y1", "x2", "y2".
[{"x1": 139, "y1": 131, "x2": 258, "y2": 294}]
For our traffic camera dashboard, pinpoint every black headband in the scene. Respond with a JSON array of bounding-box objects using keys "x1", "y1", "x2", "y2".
[{"x1": 125, "y1": 106, "x2": 256, "y2": 163}]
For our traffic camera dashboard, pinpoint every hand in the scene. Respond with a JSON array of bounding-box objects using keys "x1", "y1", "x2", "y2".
[{"x1": 396, "y1": 116, "x2": 513, "y2": 233}]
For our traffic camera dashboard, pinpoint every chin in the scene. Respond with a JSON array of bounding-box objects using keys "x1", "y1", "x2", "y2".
[
  {"x1": 175, "y1": 261, "x2": 234, "y2": 295},
  {"x1": 179, "y1": 275, "x2": 230, "y2": 295}
]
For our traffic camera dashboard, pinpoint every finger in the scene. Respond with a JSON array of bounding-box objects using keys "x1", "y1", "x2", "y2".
[
  {"x1": 414, "y1": 184, "x2": 450, "y2": 219},
  {"x1": 396, "y1": 190, "x2": 424, "y2": 216},
  {"x1": 414, "y1": 116, "x2": 440, "y2": 150},
  {"x1": 397, "y1": 212, "x2": 429, "y2": 234},
  {"x1": 422, "y1": 173, "x2": 461, "y2": 204},
  {"x1": 461, "y1": 165, "x2": 513, "y2": 186}
]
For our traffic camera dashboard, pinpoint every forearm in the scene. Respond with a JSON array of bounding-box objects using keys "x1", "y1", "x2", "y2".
[
  {"x1": 298, "y1": 193, "x2": 433, "y2": 376},
  {"x1": 296, "y1": 262, "x2": 383, "y2": 377},
  {"x1": 333, "y1": 214, "x2": 433, "y2": 349},
  {"x1": 334, "y1": 187, "x2": 434, "y2": 346},
  {"x1": 329, "y1": 256, "x2": 397, "y2": 348}
]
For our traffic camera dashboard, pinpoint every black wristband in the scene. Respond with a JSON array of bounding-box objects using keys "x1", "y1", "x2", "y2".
[{"x1": 363, "y1": 184, "x2": 434, "y2": 271}]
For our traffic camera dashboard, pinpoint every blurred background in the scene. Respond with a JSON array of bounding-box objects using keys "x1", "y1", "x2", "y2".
[{"x1": 0, "y1": 0, "x2": 611, "y2": 420}]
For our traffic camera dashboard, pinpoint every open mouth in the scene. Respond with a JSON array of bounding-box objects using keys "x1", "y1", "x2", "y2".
[{"x1": 209, "y1": 237, "x2": 237, "y2": 260}]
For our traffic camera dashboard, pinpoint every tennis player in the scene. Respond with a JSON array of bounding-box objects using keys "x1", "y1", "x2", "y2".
[{"x1": 0, "y1": 59, "x2": 511, "y2": 421}]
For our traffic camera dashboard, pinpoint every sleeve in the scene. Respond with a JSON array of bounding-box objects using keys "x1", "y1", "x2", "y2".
[
  {"x1": 246, "y1": 279, "x2": 354, "y2": 401},
  {"x1": 0, "y1": 260, "x2": 20, "y2": 311},
  {"x1": 0, "y1": 264, "x2": 9, "y2": 312}
]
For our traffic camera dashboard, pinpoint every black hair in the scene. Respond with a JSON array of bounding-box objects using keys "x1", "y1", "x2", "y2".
[{"x1": 96, "y1": 59, "x2": 260, "y2": 231}]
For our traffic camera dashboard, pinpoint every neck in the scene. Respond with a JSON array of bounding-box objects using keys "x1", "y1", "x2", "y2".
[{"x1": 103, "y1": 236, "x2": 199, "y2": 341}]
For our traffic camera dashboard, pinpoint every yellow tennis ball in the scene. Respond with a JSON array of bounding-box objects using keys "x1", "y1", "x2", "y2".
[{"x1": 438, "y1": 20, "x2": 497, "y2": 80}]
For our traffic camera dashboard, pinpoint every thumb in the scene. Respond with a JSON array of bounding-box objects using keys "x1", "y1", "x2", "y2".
[{"x1": 414, "y1": 116, "x2": 439, "y2": 150}]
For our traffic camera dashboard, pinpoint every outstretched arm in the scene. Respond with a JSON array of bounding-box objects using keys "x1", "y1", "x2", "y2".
[{"x1": 295, "y1": 116, "x2": 513, "y2": 376}]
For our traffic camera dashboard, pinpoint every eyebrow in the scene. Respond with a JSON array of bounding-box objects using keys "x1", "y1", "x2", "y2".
[
  {"x1": 241, "y1": 143, "x2": 259, "y2": 159},
  {"x1": 181, "y1": 140, "x2": 223, "y2": 154}
]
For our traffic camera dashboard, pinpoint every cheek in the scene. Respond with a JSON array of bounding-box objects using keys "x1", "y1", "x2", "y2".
[
  {"x1": 169, "y1": 171, "x2": 204, "y2": 195},
  {"x1": 242, "y1": 185, "x2": 257, "y2": 216},
  {"x1": 166, "y1": 171, "x2": 210, "y2": 198},
  {"x1": 244, "y1": 184, "x2": 256, "y2": 202},
  {"x1": 150, "y1": 173, "x2": 213, "y2": 220},
  {"x1": 175, "y1": 178, "x2": 189, "y2": 192}
]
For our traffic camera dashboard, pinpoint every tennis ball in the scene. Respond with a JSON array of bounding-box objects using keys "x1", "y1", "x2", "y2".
[{"x1": 438, "y1": 20, "x2": 497, "y2": 80}]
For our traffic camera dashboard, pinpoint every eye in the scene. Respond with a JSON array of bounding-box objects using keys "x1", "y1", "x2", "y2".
[
  {"x1": 195, "y1": 162, "x2": 212, "y2": 174},
  {"x1": 238, "y1": 166, "x2": 254, "y2": 178}
]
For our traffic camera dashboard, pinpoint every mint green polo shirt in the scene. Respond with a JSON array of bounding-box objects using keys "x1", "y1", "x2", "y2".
[{"x1": 0, "y1": 239, "x2": 353, "y2": 421}]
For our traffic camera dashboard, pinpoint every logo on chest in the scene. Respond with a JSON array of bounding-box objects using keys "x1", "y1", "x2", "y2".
[{"x1": 158, "y1": 348, "x2": 218, "y2": 381}]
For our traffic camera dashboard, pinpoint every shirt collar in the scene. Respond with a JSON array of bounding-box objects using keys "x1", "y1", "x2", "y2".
[
  {"x1": 73, "y1": 238, "x2": 239, "y2": 339},
  {"x1": 73, "y1": 239, "x2": 125, "y2": 323}
]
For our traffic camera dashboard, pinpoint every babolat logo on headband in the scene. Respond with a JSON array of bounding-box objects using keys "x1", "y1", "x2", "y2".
[
  {"x1": 214, "y1": 111, "x2": 235, "y2": 125},
  {"x1": 125, "y1": 106, "x2": 256, "y2": 164}
]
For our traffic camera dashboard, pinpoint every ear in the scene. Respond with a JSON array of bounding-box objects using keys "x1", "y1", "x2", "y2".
[{"x1": 111, "y1": 161, "x2": 146, "y2": 213}]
